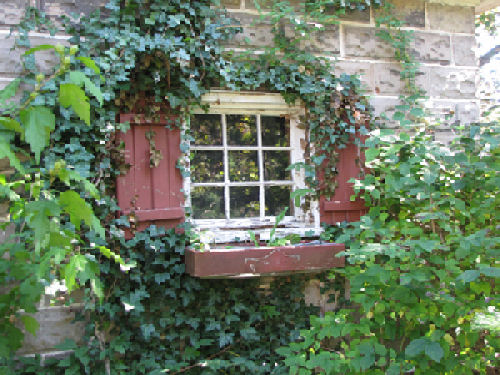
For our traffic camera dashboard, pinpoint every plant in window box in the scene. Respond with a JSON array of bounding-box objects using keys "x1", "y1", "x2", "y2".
[{"x1": 186, "y1": 188, "x2": 344, "y2": 278}]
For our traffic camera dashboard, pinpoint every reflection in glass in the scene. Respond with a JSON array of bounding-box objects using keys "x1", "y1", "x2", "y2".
[
  {"x1": 264, "y1": 151, "x2": 290, "y2": 180},
  {"x1": 230, "y1": 187, "x2": 259, "y2": 218},
  {"x1": 191, "y1": 151, "x2": 224, "y2": 183},
  {"x1": 261, "y1": 116, "x2": 289, "y2": 146},
  {"x1": 229, "y1": 151, "x2": 259, "y2": 182},
  {"x1": 191, "y1": 186, "x2": 225, "y2": 219},
  {"x1": 227, "y1": 115, "x2": 257, "y2": 145},
  {"x1": 265, "y1": 186, "x2": 291, "y2": 216},
  {"x1": 191, "y1": 114, "x2": 222, "y2": 145}
]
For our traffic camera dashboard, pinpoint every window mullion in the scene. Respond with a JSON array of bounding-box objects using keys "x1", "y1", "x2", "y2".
[
  {"x1": 257, "y1": 114, "x2": 265, "y2": 219},
  {"x1": 222, "y1": 114, "x2": 230, "y2": 220}
]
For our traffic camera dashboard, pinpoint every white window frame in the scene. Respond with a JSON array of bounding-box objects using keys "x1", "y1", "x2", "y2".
[{"x1": 183, "y1": 90, "x2": 321, "y2": 244}]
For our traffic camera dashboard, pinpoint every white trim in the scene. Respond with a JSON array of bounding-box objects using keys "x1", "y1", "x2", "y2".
[
  {"x1": 191, "y1": 145, "x2": 292, "y2": 151},
  {"x1": 186, "y1": 91, "x2": 319, "y2": 243}
]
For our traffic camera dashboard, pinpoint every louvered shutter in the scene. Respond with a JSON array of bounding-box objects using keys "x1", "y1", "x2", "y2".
[
  {"x1": 320, "y1": 142, "x2": 367, "y2": 224},
  {"x1": 116, "y1": 114, "x2": 184, "y2": 233}
]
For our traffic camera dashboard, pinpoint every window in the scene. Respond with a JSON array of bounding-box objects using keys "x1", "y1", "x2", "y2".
[{"x1": 184, "y1": 91, "x2": 321, "y2": 244}]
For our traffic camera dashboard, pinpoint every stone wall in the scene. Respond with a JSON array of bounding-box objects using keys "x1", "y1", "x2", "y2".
[
  {"x1": 0, "y1": 0, "x2": 480, "y2": 357},
  {"x1": 225, "y1": 0, "x2": 479, "y2": 143}
]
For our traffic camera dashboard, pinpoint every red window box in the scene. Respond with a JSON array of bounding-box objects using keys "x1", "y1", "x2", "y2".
[{"x1": 185, "y1": 242, "x2": 345, "y2": 278}]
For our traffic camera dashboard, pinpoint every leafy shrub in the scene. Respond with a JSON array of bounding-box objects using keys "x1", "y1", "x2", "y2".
[{"x1": 279, "y1": 120, "x2": 499, "y2": 374}]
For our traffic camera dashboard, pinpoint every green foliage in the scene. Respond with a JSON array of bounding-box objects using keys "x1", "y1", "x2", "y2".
[
  {"x1": 11, "y1": 227, "x2": 319, "y2": 374},
  {"x1": 0, "y1": 21, "x2": 124, "y2": 358},
  {"x1": 281, "y1": 120, "x2": 500, "y2": 374}
]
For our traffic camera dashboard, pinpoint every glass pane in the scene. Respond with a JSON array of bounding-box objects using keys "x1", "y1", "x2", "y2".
[
  {"x1": 227, "y1": 115, "x2": 257, "y2": 145},
  {"x1": 261, "y1": 116, "x2": 289, "y2": 147},
  {"x1": 264, "y1": 151, "x2": 290, "y2": 180},
  {"x1": 230, "y1": 186, "x2": 260, "y2": 218},
  {"x1": 191, "y1": 114, "x2": 222, "y2": 145},
  {"x1": 265, "y1": 186, "x2": 292, "y2": 217},
  {"x1": 191, "y1": 150, "x2": 224, "y2": 183},
  {"x1": 229, "y1": 151, "x2": 259, "y2": 182},
  {"x1": 191, "y1": 186, "x2": 225, "y2": 219}
]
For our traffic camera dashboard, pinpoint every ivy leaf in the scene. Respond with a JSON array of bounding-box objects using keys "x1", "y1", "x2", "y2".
[
  {"x1": 25, "y1": 200, "x2": 61, "y2": 253},
  {"x1": 405, "y1": 338, "x2": 426, "y2": 357},
  {"x1": 59, "y1": 83, "x2": 90, "y2": 125},
  {"x1": 69, "y1": 71, "x2": 104, "y2": 106},
  {"x1": 20, "y1": 315, "x2": 39, "y2": 336},
  {"x1": 365, "y1": 148, "x2": 380, "y2": 162},
  {"x1": 19, "y1": 106, "x2": 55, "y2": 163},
  {"x1": 0, "y1": 78, "x2": 20, "y2": 101},
  {"x1": 358, "y1": 342, "x2": 375, "y2": 370},
  {"x1": 76, "y1": 56, "x2": 102, "y2": 77},
  {"x1": 0, "y1": 141, "x2": 24, "y2": 173},
  {"x1": 425, "y1": 342, "x2": 444, "y2": 363},
  {"x1": 59, "y1": 190, "x2": 104, "y2": 238},
  {"x1": 457, "y1": 270, "x2": 480, "y2": 283},
  {"x1": 479, "y1": 266, "x2": 500, "y2": 278},
  {"x1": 0, "y1": 117, "x2": 23, "y2": 134},
  {"x1": 91, "y1": 277, "x2": 104, "y2": 300},
  {"x1": 410, "y1": 107, "x2": 425, "y2": 117},
  {"x1": 141, "y1": 324, "x2": 156, "y2": 340},
  {"x1": 64, "y1": 254, "x2": 87, "y2": 292}
]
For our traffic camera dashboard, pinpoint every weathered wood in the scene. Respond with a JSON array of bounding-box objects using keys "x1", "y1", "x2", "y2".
[
  {"x1": 185, "y1": 242, "x2": 345, "y2": 278},
  {"x1": 116, "y1": 114, "x2": 184, "y2": 231},
  {"x1": 320, "y1": 142, "x2": 367, "y2": 224}
]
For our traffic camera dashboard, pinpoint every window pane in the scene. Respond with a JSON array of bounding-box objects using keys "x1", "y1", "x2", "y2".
[
  {"x1": 265, "y1": 186, "x2": 292, "y2": 217},
  {"x1": 191, "y1": 186, "x2": 225, "y2": 219},
  {"x1": 191, "y1": 150, "x2": 224, "y2": 183},
  {"x1": 264, "y1": 151, "x2": 290, "y2": 180},
  {"x1": 227, "y1": 115, "x2": 257, "y2": 145},
  {"x1": 230, "y1": 186, "x2": 259, "y2": 218},
  {"x1": 229, "y1": 151, "x2": 259, "y2": 182},
  {"x1": 191, "y1": 114, "x2": 222, "y2": 145},
  {"x1": 261, "y1": 116, "x2": 289, "y2": 147}
]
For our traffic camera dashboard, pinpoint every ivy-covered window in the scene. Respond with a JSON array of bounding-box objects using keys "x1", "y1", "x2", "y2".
[{"x1": 185, "y1": 91, "x2": 320, "y2": 243}]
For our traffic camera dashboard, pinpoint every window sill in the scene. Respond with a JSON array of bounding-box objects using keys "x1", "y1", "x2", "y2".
[{"x1": 185, "y1": 242, "x2": 345, "y2": 278}]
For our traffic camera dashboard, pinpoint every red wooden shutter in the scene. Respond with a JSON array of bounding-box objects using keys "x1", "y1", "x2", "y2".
[
  {"x1": 116, "y1": 114, "x2": 184, "y2": 233},
  {"x1": 320, "y1": 142, "x2": 367, "y2": 224}
]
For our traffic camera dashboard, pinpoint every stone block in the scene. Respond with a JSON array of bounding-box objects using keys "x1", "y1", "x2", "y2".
[
  {"x1": 427, "y1": 4, "x2": 475, "y2": 34},
  {"x1": 412, "y1": 32, "x2": 451, "y2": 64},
  {"x1": 453, "y1": 35, "x2": 477, "y2": 66},
  {"x1": 0, "y1": 37, "x2": 23, "y2": 75},
  {"x1": 221, "y1": 0, "x2": 242, "y2": 9},
  {"x1": 428, "y1": 67, "x2": 476, "y2": 99},
  {"x1": 344, "y1": 26, "x2": 394, "y2": 59},
  {"x1": 374, "y1": 0, "x2": 425, "y2": 28},
  {"x1": 0, "y1": 35, "x2": 68, "y2": 75},
  {"x1": 373, "y1": 63, "x2": 404, "y2": 95},
  {"x1": 434, "y1": 130, "x2": 455, "y2": 145},
  {"x1": 44, "y1": 0, "x2": 106, "y2": 18},
  {"x1": 0, "y1": 0, "x2": 29, "y2": 26},
  {"x1": 334, "y1": 60, "x2": 373, "y2": 92},
  {"x1": 18, "y1": 306, "x2": 84, "y2": 355},
  {"x1": 301, "y1": 25, "x2": 340, "y2": 54},
  {"x1": 226, "y1": 12, "x2": 274, "y2": 47},
  {"x1": 304, "y1": 279, "x2": 339, "y2": 315},
  {"x1": 369, "y1": 96, "x2": 401, "y2": 128}
]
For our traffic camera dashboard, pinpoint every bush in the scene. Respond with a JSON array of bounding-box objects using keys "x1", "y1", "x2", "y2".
[{"x1": 279, "y1": 120, "x2": 499, "y2": 374}]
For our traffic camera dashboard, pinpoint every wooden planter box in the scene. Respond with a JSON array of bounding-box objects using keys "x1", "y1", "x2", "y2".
[{"x1": 185, "y1": 242, "x2": 345, "y2": 278}]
